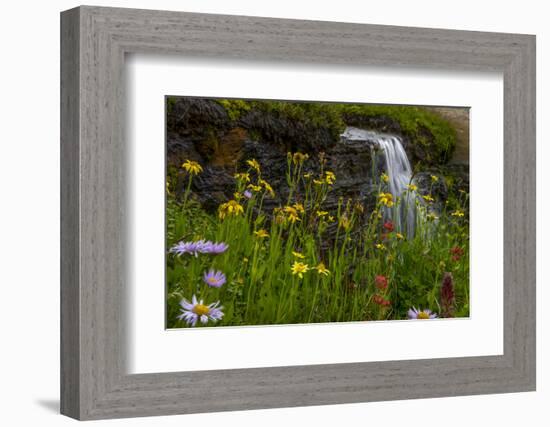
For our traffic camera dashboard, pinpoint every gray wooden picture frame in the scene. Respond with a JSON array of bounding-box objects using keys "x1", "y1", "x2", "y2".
[{"x1": 60, "y1": 5, "x2": 536, "y2": 420}]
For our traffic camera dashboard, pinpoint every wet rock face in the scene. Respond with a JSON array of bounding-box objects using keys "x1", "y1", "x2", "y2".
[
  {"x1": 239, "y1": 109, "x2": 337, "y2": 153},
  {"x1": 167, "y1": 98, "x2": 231, "y2": 139},
  {"x1": 440, "y1": 163, "x2": 469, "y2": 195},
  {"x1": 166, "y1": 98, "x2": 463, "y2": 215},
  {"x1": 169, "y1": 131, "x2": 378, "y2": 214},
  {"x1": 414, "y1": 172, "x2": 448, "y2": 213},
  {"x1": 167, "y1": 100, "x2": 380, "y2": 213}
]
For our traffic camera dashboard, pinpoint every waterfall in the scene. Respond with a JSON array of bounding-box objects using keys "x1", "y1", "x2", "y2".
[
  {"x1": 376, "y1": 134, "x2": 418, "y2": 237},
  {"x1": 341, "y1": 127, "x2": 419, "y2": 237}
]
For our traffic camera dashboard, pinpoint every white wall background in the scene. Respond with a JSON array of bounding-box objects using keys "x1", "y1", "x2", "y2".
[{"x1": 0, "y1": 0, "x2": 546, "y2": 425}]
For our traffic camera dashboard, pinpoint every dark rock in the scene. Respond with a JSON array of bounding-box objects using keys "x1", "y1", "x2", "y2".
[
  {"x1": 238, "y1": 108, "x2": 338, "y2": 152},
  {"x1": 343, "y1": 113, "x2": 402, "y2": 135},
  {"x1": 413, "y1": 172, "x2": 448, "y2": 213},
  {"x1": 166, "y1": 98, "x2": 463, "y2": 218},
  {"x1": 440, "y1": 163, "x2": 470, "y2": 195},
  {"x1": 167, "y1": 97, "x2": 230, "y2": 138}
]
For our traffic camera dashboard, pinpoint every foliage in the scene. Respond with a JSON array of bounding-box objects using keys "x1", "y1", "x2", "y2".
[
  {"x1": 166, "y1": 155, "x2": 469, "y2": 328},
  {"x1": 216, "y1": 99, "x2": 252, "y2": 121}
]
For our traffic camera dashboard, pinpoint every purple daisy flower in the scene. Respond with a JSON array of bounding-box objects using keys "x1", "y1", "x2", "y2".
[
  {"x1": 407, "y1": 307, "x2": 438, "y2": 320},
  {"x1": 201, "y1": 241, "x2": 229, "y2": 255},
  {"x1": 203, "y1": 269, "x2": 226, "y2": 288},
  {"x1": 169, "y1": 240, "x2": 205, "y2": 257},
  {"x1": 243, "y1": 190, "x2": 253, "y2": 199},
  {"x1": 177, "y1": 295, "x2": 224, "y2": 327},
  {"x1": 169, "y1": 240, "x2": 228, "y2": 256}
]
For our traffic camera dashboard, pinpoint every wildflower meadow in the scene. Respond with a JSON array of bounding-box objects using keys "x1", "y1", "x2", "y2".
[{"x1": 166, "y1": 120, "x2": 470, "y2": 328}]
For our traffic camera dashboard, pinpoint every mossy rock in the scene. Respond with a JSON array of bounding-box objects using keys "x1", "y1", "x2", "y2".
[
  {"x1": 212, "y1": 99, "x2": 457, "y2": 169},
  {"x1": 166, "y1": 97, "x2": 460, "y2": 214}
]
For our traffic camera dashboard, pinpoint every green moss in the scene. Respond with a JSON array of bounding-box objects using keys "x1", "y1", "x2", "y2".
[
  {"x1": 336, "y1": 104, "x2": 457, "y2": 163},
  {"x1": 217, "y1": 99, "x2": 252, "y2": 121},
  {"x1": 166, "y1": 96, "x2": 177, "y2": 115},
  {"x1": 215, "y1": 99, "x2": 457, "y2": 164}
]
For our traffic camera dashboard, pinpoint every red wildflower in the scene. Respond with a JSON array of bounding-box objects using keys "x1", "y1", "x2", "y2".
[
  {"x1": 450, "y1": 246, "x2": 464, "y2": 256},
  {"x1": 383, "y1": 221, "x2": 394, "y2": 232},
  {"x1": 450, "y1": 246, "x2": 464, "y2": 262},
  {"x1": 440, "y1": 272, "x2": 456, "y2": 318},
  {"x1": 375, "y1": 275, "x2": 388, "y2": 290},
  {"x1": 373, "y1": 295, "x2": 391, "y2": 306}
]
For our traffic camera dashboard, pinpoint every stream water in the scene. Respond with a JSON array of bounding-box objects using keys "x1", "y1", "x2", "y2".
[{"x1": 341, "y1": 127, "x2": 419, "y2": 237}]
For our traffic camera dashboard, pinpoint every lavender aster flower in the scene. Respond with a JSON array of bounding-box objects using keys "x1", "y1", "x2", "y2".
[
  {"x1": 243, "y1": 190, "x2": 253, "y2": 199},
  {"x1": 169, "y1": 240, "x2": 228, "y2": 256},
  {"x1": 169, "y1": 240, "x2": 204, "y2": 257},
  {"x1": 201, "y1": 241, "x2": 229, "y2": 255},
  {"x1": 203, "y1": 269, "x2": 226, "y2": 288},
  {"x1": 177, "y1": 295, "x2": 224, "y2": 327},
  {"x1": 407, "y1": 307, "x2": 438, "y2": 320}
]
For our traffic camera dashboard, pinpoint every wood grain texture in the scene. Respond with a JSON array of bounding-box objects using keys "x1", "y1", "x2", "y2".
[
  {"x1": 60, "y1": 5, "x2": 536, "y2": 420},
  {"x1": 60, "y1": 7, "x2": 80, "y2": 419}
]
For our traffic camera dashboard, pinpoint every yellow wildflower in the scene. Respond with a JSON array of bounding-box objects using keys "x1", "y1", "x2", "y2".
[
  {"x1": 426, "y1": 212, "x2": 439, "y2": 221},
  {"x1": 283, "y1": 206, "x2": 301, "y2": 223},
  {"x1": 451, "y1": 210, "x2": 465, "y2": 217},
  {"x1": 315, "y1": 262, "x2": 330, "y2": 276},
  {"x1": 218, "y1": 199, "x2": 244, "y2": 219},
  {"x1": 259, "y1": 179, "x2": 275, "y2": 197},
  {"x1": 422, "y1": 194, "x2": 435, "y2": 203},
  {"x1": 339, "y1": 215, "x2": 351, "y2": 231},
  {"x1": 292, "y1": 251, "x2": 305, "y2": 259},
  {"x1": 381, "y1": 173, "x2": 389, "y2": 183},
  {"x1": 273, "y1": 207, "x2": 285, "y2": 224},
  {"x1": 313, "y1": 178, "x2": 324, "y2": 185},
  {"x1": 182, "y1": 159, "x2": 203, "y2": 175},
  {"x1": 254, "y1": 229, "x2": 269, "y2": 239},
  {"x1": 292, "y1": 152, "x2": 309, "y2": 165},
  {"x1": 234, "y1": 172, "x2": 250, "y2": 183},
  {"x1": 431, "y1": 175, "x2": 439, "y2": 182},
  {"x1": 304, "y1": 172, "x2": 312, "y2": 179},
  {"x1": 247, "y1": 184, "x2": 262, "y2": 192},
  {"x1": 375, "y1": 243, "x2": 386, "y2": 251},
  {"x1": 293, "y1": 203, "x2": 305, "y2": 214},
  {"x1": 407, "y1": 184, "x2": 418, "y2": 192},
  {"x1": 378, "y1": 192, "x2": 394, "y2": 207},
  {"x1": 290, "y1": 261, "x2": 310, "y2": 279},
  {"x1": 316, "y1": 210, "x2": 329, "y2": 217},
  {"x1": 325, "y1": 171, "x2": 336, "y2": 185},
  {"x1": 396, "y1": 233, "x2": 404, "y2": 240},
  {"x1": 246, "y1": 159, "x2": 261, "y2": 171},
  {"x1": 328, "y1": 215, "x2": 335, "y2": 222}
]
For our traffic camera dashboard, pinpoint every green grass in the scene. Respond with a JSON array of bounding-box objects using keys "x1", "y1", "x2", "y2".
[{"x1": 166, "y1": 155, "x2": 469, "y2": 328}]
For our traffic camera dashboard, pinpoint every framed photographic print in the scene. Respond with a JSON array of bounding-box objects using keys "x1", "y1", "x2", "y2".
[
  {"x1": 61, "y1": 5, "x2": 536, "y2": 420},
  {"x1": 164, "y1": 97, "x2": 470, "y2": 329}
]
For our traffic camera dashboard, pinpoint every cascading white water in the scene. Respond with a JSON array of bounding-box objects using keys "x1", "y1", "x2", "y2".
[
  {"x1": 341, "y1": 127, "x2": 419, "y2": 237},
  {"x1": 376, "y1": 134, "x2": 417, "y2": 237}
]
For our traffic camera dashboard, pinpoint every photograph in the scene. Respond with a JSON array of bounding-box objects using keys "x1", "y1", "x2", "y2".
[{"x1": 165, "y1": 97, "x2": 470, "y2": 328}]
